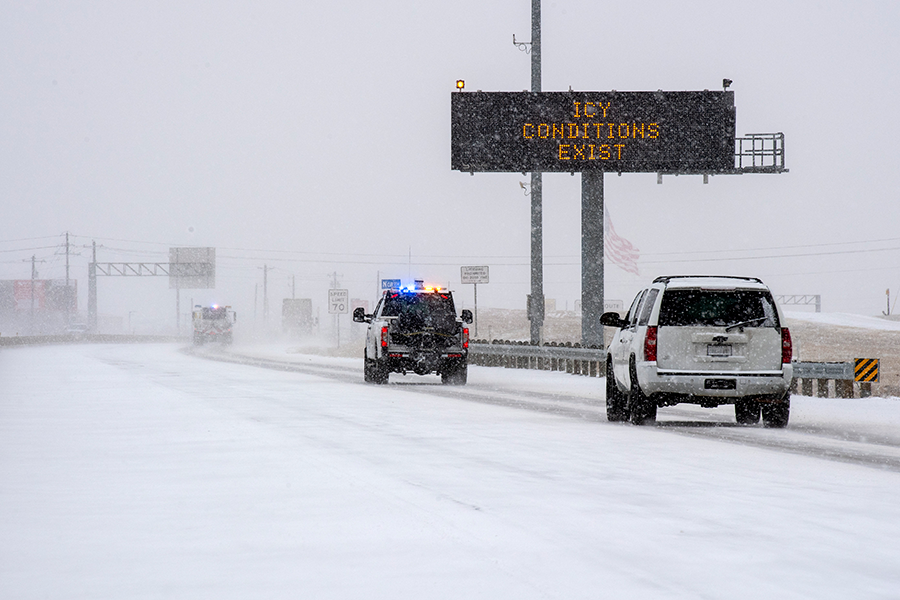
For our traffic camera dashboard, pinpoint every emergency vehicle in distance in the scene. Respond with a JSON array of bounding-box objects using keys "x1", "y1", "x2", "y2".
[
  {"x1": 192, "y1": 304, "x2": 236, "y2": 345},
  {"x1": 354, "y1": 281, "x2": 473, "y2": 385}
]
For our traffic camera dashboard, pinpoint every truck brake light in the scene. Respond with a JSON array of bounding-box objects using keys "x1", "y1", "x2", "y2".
[
  {"x1": 644, "y1": 326, "x2": 658, "y2": 362},
  {"x1": 782, "y1": 327, "x2": 792, "y2": 364},
  {"x1": 381, "y1": 326, "x2": 389, "y2": 348},
  {"x1": 462, "y1": 328, "x2": 469, "y2": 349}
]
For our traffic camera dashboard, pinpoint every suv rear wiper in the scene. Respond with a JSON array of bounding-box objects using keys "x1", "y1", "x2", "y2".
[{"x1": 724, "y1": 317, "x2": 769, "y2": 332}]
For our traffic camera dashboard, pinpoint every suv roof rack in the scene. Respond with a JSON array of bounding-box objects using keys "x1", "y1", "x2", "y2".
[{"x1": 652, "y1": 275, "x2": 764, "y2": 285}]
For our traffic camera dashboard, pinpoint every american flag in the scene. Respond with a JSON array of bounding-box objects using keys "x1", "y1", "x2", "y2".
[{"x1": 605, "y1": 211, "x2": 640, "y2": 275}]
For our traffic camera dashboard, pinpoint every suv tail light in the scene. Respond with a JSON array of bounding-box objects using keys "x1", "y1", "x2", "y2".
[
  {"x1": 462, "y1": 327, "x2": 469, "y2": 349},
  {"x1": 781, "y1": 327, "x2": 792, "y2": 364},
  {"x1": 643, "y1": 326, "x2": 658, "y2": 362},
  {"x1": 381, "y1": 326, "x2": 389, "y2": 348}
]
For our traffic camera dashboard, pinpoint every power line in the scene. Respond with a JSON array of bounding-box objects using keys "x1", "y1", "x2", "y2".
[
  {"x1": 638, "y1": 235, "x2": 900, "y2": 257},
  {"x1": 640, "y1": 244, "x2": 900, "y2": 265},
  {"x1": 15, "y1": 232, "x2": 900, "y2": 269},
  {"x1": 0, "y1": 245, "x2": 58, "y2": 254},
  {"x1": 0, "y1": 235, "x2": 60, "y2": 244}
]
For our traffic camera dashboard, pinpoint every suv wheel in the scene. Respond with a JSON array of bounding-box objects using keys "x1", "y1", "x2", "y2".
[
  {"x1": 735, "y1": 399, "x2": 761, "y2": 425},
  {"x1": 762, "y1": 392, "x2": 790, "y2": 428},
  {"x1": 628, "y1": 358, "x2": 657, "y2": 425},
  {"x1": 606, "y1": 359, "x2": 629, "y2": 422}
]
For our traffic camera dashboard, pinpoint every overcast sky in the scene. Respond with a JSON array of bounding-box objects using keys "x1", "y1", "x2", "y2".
[{"x1": 2, "y1": 1, "x2": 899, "y2": 330}]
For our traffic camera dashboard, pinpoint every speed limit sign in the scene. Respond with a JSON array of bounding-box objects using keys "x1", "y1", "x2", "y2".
[{"x1": 328, "y1": 289, "x2": 349, "y2": 314}]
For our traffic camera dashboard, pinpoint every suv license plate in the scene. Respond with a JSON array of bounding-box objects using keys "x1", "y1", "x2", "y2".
[{"x1": 707, "y1": 344, "x2": 732, "y2": 357}]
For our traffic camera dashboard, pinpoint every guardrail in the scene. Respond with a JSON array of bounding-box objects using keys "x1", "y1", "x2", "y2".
[
  {"x1": 791, "y1": 361, "x2": 876, "y2": 398},
  {"x1": 470, "y1": 342, "x2": 875, "y2": 398},
  {"x1": 468, "y1": 341, "x2": 604, "y2": 376}
]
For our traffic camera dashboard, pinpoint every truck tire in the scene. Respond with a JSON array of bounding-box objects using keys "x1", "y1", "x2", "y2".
[
  {"x1": 606, "y1": 358, "x2": 629, "y2": 422},
  {"x1": 193, "y1": 333, "x2": 204, "y2": 346},
  {"x1": 441, "y1": 363, "x2": 468, "y2": 386},
  {"x1": 372, "y1": 358, "x2": 389, "y2": 385},
  {"x1": 364, "y1": 351, "x2": 375, "y2": 383},
  {"x1": 735, "y1": 399, "x2": 761, "y2": 425},
  {"x1": 628, "y1": 358, "x2": 656, "y2": 425}
]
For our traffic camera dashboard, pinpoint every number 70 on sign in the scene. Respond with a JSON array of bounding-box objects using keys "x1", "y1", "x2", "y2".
[{"x1": 328, "y1": 289, "x2": 349, "y2": 314}]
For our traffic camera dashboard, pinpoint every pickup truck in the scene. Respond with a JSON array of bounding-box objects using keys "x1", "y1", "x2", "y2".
[{"x1": 354, "y1": 286, "x2": 472, "y2": 385}]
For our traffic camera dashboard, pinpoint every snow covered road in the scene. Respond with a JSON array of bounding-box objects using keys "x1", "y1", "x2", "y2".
[{"x1": 2, "y1": 343, "x2": 900, "y2": 599}]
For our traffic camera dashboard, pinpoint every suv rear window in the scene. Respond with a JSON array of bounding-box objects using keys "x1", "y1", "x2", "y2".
[{"x1": 657, "y1": 289, "x2": 779, "y2": 328}]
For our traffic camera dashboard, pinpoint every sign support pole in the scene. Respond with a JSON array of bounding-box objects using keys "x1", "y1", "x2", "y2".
[
  {"x1": 529, "y1": 0, "x2": 544, "y2": 345},
  {"x1": 582, "y1": 170, "x2": 604, "y2": 347},
  {"x1": 473, "y1": 282, "x2": 478, "y2": 338}
]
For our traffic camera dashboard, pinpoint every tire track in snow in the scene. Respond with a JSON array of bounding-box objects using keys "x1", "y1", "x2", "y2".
[{"x1": 190, "y1": 346, "x2": 900, "y2": 473}]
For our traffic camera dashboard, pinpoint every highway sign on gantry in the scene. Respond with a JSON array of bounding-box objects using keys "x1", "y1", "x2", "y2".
[{"x1": 451, "y1": 91, "x2": 736, "y2": 173}]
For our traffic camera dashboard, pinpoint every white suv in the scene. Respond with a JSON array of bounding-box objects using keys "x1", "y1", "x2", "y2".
[{"x1": 600, "y1": 276, "x2": 793, "y2": 427}]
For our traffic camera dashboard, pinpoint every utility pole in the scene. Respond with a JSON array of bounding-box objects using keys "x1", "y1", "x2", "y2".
[
  {"x1": 88, "y1": 241, "x2": 97, "y2": 332},
  {"x1": 64, "y1": 232, "x2": 71, "y2": 326},
  {"x1": 30, "y1": 255, "x2": 37, "y2": 333},
  {"x1": 263, "y1": 265, "x2": 269, "y2": 325},
  {"x1": 529, "y1": 0, "x2": 544, "y2": 345}
]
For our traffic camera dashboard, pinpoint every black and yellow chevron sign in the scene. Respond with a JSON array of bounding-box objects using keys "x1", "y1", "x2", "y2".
[{"x1": 854, "y1": 358, "x2": 880, "y2": 382}]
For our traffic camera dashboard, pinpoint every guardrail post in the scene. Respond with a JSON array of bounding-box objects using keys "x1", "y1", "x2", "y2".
[
  {"x1": 816, "y1": 379, "x2": 830, "y2": 398},
  {"x1": 801, "y1": 378, "x2": 813, "y2": 396},
  {"x1": 836, "y1": 379, "x2": 853, "y2": 399}
]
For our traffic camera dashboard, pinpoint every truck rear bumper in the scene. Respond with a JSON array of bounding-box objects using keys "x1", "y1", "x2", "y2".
[{"x1": 384, "y1": 351, "x2": 467, "y2": 375}]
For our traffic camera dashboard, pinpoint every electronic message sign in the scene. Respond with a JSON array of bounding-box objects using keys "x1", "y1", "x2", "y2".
[{"x1": 451, "y1": 91, "x2": 736, "y2": 173}]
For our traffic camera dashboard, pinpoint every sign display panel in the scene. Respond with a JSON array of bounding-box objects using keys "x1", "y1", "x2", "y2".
[
  {"x1": 169, "y1": 247, "x2": 215, "y2": 289},
  {"x1": 460, "y1": 266, "x2": 489, "y2": 284},
  {"x1": 451, "y1": 91, "x2": 736, "y2": 173},
  {"x1": 328, "y1": 289, "x2": 349, "y2": 314}
]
